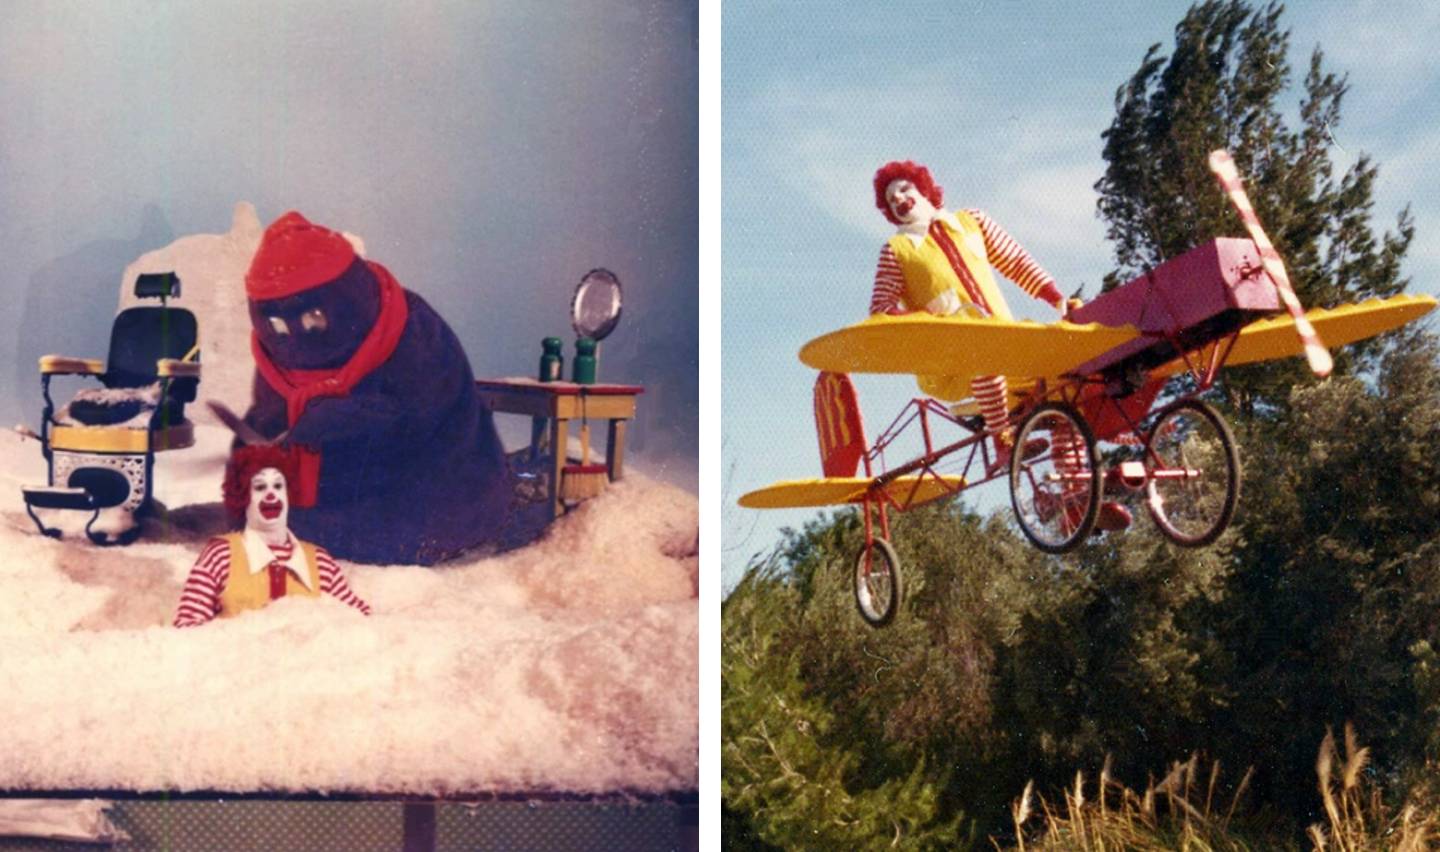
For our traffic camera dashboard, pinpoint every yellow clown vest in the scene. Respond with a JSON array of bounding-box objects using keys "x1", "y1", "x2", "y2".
[
  {"x1": 886, "y1": 210, "x2": 1014, "y2": 322},
  {"x1": 888, "y1": 211, "x2": 1015, "y2": 401},
  {"x1": 217, "y1": 532, "x2": 321, "y2": 619}
]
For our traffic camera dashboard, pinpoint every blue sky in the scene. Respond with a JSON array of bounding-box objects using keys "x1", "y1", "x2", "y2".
[{"x1": 721, "y1": 0, "x2": 1440, "y2": 590}]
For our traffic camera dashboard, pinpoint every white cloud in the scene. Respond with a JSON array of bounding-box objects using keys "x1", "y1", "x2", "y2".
[
  {"x1": 997, "y1": 162, "x2": 1112, "y2": 292},
  {"x1": 1307, "y1": 1, "x2": 1440, "y2": 85},
  {"x1": 1361, "y1": 127, "x2": 1440, "y2": 296},
  {"x1": 736, "y1": 78, "x2": 1106, "y2": 247},
  {"x1": 1371, "y1": 127, "x2": 1440, "y2": 198}
]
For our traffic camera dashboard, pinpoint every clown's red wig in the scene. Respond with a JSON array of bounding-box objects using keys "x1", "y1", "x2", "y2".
[
  {"x1": 222, "y1": 445, "x2": 300, "y2": 523},
  {"x1": 873, "y1": 160, "x2": 943, "y2": 225}
]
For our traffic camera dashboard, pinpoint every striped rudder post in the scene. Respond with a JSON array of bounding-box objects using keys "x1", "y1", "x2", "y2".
[{"x1": 1207, "y1": 149, "x2": 1332, "y2": 377}]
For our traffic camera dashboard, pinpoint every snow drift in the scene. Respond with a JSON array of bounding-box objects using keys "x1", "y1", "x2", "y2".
[{"x1": 0, "y1": 426, "x2": 698, "y2": 795}]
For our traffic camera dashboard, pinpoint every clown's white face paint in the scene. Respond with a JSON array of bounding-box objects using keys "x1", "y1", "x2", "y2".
[
  {"x1": 246, "y1": 467, "x2": 289, "y2": 544},
  {"x1": 886, "y1": 179, "x2": 936, "y2": 226}
]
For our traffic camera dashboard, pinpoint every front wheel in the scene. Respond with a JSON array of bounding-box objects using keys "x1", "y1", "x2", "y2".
[
  {"x1": 854, "y1": 537, "x2": 902, "y2": 628},
  {"x1": 1009, "y1": 402, "x2": 1101, "y2": 553},
  {"x1": 1143, "y1": 400, "x2": 1240, "y2": 547}
]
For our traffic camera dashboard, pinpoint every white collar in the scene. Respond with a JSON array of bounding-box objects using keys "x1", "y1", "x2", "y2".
[
  {"x1": 241, "y1": 528, "x2": 315, "y2": 592},
  {"x1": 896, "y1": 208, "x2": 960, "y2": 246}
]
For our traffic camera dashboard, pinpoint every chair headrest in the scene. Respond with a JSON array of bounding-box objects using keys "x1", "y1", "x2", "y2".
[{"x1": 134, "y1": 272, "x2": 181, "y2": 299}]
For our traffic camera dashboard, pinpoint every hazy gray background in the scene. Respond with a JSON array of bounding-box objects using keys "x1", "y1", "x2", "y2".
[{"x1": 0, "y1": 0, "x2": 698, "y2": 489}]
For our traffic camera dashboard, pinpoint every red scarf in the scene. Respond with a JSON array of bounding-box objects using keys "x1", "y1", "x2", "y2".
[{"x1": 251, "y1": 260, "x2": 410, "y2": 506}]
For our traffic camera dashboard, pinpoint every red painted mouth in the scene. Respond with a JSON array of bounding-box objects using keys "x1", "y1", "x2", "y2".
[
  {"x1": 260, "y1": 500, "x2": 283, "y2": 520},
  {"x1": 894, "y1": 198, "x2": 915, "y2": 218}
]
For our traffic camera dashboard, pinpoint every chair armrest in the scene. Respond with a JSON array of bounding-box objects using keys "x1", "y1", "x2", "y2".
[
  {"x1": 157, "y1": 359, "x2": 201, "y2": 379},
  {"x1": 39, "y1": 355, "x2": 105, "y2": 375}
]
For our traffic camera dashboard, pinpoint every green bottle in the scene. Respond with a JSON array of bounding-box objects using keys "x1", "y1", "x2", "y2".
[
  {"x1": 538, "y1": 337, "x2": 564, "y2": 382},
  {"x1": 531, "y1": 337, "x2": 565, "y2": 461},
  {"x1": 573, "y1": 337, "x2": 597, "y2": 385}
]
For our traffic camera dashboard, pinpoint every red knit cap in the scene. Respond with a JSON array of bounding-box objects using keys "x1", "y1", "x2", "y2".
[{"x1": 245, "y1": 211, "x2": 356, "y2": 301}]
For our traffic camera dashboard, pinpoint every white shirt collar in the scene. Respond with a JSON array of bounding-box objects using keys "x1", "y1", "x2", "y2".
[
  {"x1": 896, "y1": 208, "x2": 960, "y2": 246},
  {"x1": 241, "y1": 528, "x2": 316, "y2": 592}
]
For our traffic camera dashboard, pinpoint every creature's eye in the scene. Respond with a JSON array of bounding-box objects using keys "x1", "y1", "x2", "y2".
[
  {"x1": 267, "y1": 316, "x2": 290, "y2": 336},
  {"x1": 300, "y1": 308, "x2": 329, "y2": 333}
]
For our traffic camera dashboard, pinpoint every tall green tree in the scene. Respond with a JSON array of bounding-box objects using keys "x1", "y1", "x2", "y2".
[{"x1": 1094, "y1": 0, "x2": 1414, "y2": 413}]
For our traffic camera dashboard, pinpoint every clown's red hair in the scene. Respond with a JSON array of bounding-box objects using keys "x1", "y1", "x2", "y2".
[
  {"x1": 873, "y1": 160, "x2": 943, "y2": 225},
  {"x1": 222, "y1": 444, "x2": 300, "y2": 523}
]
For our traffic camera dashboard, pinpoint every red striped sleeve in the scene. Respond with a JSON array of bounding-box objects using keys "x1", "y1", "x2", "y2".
[
  {"x1": 174, "y1": 538, "x2": 230, "y2": 628},
  {"x1": 968, "y1": 209, "x2": 1063, "y2": 308},
  {"x1": 869, "y1": 244, "x2": 908, "y2": 315},
  {"x1": 315, "y1": 548, "x2": 371, "y2": 615}
]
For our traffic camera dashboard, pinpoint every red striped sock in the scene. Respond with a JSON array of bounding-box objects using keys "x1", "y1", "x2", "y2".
[{"x1": 973, "y1": 375, "x2": 1009, "y2": 450}]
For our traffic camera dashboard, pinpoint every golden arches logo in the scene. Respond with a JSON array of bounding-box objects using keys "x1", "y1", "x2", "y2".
[{"x1": 814, "y1": 372, "x2": 853, "y2": 459}]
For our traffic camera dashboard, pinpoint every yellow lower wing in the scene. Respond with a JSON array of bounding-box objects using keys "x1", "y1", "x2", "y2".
[
  {"x1": 738, "y1": 475, "x2": 968, "y2": 509},
  {"x1": 799, "y1": 314, "x2": 1139, "y2": 381},
  {"x1": 1180, "y1": 294, "x2": 1436, "y2": 370}
]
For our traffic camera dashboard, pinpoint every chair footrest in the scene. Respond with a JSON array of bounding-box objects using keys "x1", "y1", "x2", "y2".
[{"x1": 22, "y1": 486, "x2": 96, "y2": 511}]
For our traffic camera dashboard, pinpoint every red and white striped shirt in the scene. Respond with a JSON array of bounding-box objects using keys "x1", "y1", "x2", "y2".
[
  {"x1": 870, "y1": 208, "x2": 1063, "y2": 315},
  {"x1": 174, "y1": 535, "x2": 371, "y2": 627}
]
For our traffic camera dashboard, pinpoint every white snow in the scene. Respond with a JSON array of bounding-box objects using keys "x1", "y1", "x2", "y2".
[
  {"x1": 0, "y1": 426, "x2": 698, "y2": 796},
  {"x1": 53, "y1": 382, "x2": 160, "y2": 428}
]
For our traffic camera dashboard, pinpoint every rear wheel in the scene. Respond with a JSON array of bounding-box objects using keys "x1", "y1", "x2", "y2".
[
  {"x1": 853, "y1": 537, "x2": 902, "y2": 628},
  {"x1": 1143, "y1": 400, "x2": 1240, "y2": 547},
  {"x1": 1009, "y1": 402, "x2": 1101, "y2": 553}
]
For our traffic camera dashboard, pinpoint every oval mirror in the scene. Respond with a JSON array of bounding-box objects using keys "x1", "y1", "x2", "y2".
[{"x1": 571, "y1": 268, "x2": 623, "y2": 342}]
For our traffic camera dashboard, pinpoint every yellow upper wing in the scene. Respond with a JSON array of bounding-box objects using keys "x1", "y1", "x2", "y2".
[
  {"x1": 799, "y1": 295, "x2": 1435, "y2": 384},
  {"x1": 1175, "y1": 294, "x2": 1436, "y2": 371},
  {"x1": 798, "y1": 314, "x2": 1140, "y2": 382}
]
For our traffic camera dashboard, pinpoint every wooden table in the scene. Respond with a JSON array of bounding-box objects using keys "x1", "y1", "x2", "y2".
[{"x1": 475, "y1": 378, "x2": 644, "y2": 519}]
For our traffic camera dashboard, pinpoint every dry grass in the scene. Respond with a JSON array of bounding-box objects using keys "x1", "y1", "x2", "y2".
[
  {"x1": 997, "y1": 727, "x2": 1436, "y2": 851},
  {"x1": 997, "y1": 753, "x2": 1255, "y2": 851},
  {"x1": 1308, "y1": 723, "x2": 1434, "y2": 851}
]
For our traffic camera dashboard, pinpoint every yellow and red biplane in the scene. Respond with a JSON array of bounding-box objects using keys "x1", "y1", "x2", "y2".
[{"x1": 738, "y1": 150, "x2": 1436, "y2": 628}]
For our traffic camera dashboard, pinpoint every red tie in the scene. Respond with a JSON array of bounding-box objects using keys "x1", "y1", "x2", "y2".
[
  {"x1": 267, "y1": 562, "x2": 287, "y2": 600},
  {"x1": 928, "y1": 220, "x2": 991, "y2": 315}
]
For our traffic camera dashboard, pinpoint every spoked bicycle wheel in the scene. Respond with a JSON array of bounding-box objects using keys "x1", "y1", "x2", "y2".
[
  {"x1": 1143, "y1": 399, "x2": 1240, "y2": 547},
  {"x1": 853, "y1": 537, "x2": 902, "y2": 628},
  {"x1": 1009, "y1": 402, "x2": 1101, "y2": 553}
]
